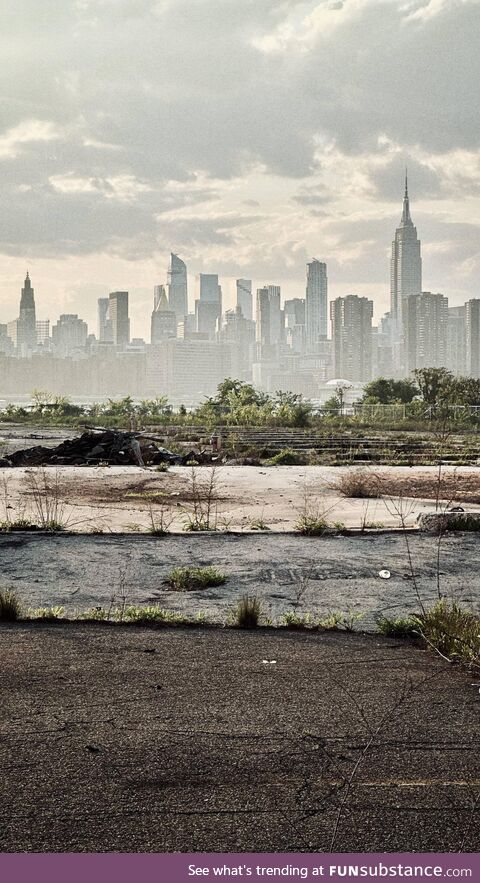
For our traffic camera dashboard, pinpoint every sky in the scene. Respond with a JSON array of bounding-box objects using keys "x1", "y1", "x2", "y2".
[{"x1": 0, "y1": 0, "x2": 479, "y2": 340}]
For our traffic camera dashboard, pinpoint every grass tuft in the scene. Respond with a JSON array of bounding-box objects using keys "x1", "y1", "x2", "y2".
[
  {"x1": 0, "y1": 589, "x2": 21, "y2": 621},
  {"x1": 333, "y1": 469, "x2": 380, "y2": 499},
  {"x1": 233, "y1": 595, "x2": 262, "y2": 628},
  {"x1": 295, "y1": 515, "x2": 330, "y2": 536},
  {"x1": 165, "y1": 566, "x2": 226, "y2": 591}
]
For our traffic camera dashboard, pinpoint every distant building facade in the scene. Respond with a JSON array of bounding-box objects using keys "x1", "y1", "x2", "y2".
[
  {"x1": 330, "y1": 295, "x2": 373, "y2": 382},
  {"x1": 306, "y1": 259, "x2": 328, "y2": 352}
]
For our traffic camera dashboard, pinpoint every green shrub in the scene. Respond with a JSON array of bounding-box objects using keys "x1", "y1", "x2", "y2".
[
  {"x1": 29, "y1": 606, "x2": 64, "y2": 620},
  {"x1": 165, "y1": 566, "x2": 226, "y2": 591},
  {"x1": 0, "y1": 589, "x2": 21, "y2": 621},
  {"x1": 376, "y1": 615, "x2": 419, "y2": 638},
  {"x1": 295, "y1": 515, "x2": 330, "y2": 536},
  {"x1": 122, "y1": 605, "x2": 187, "y2": 624},
  {"x1": 281, "y1": 611, "x2": 314, "y2": 629},
  {"x1": 234, "y1": 595, "x2": 262, "y2": 628},
  {"x1": 266, "y1": 449, "x2": 302, "y2": 466},
  {"x1": 414, "y1": 601, "x2": 480, "y2": 666}
]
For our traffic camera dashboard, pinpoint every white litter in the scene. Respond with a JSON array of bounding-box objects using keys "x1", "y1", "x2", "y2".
[
  {"x1": 262, "y1": 660, "x2": 277, "y2": 664},
  {"x1": 378, "y1": 569, "x2": 391, "y2": 579}
]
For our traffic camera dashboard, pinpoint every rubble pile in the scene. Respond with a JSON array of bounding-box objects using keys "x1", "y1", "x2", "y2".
[{"x1": 0, "y1": 430, "x2": 203, "y2": 468}]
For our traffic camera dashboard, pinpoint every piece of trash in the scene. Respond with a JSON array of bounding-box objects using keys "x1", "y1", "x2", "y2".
[
  {"x1": 378, "y1": 569, "x2": 391, "y2": 579},
  {"x1": 262, "y1": 660, "x2": 277, "y2": 664},
  {"x1": 450, "y1": 506, "x2": 465, "y2": 512}
]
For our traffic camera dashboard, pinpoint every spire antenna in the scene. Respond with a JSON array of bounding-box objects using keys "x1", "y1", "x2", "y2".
[{"x1": 404, "y1": 167, "x2": 408, "y2": 198}]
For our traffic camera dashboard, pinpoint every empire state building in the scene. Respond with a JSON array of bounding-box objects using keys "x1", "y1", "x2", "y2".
[{"x1": 390, "y1": 174, "x2": 422, "y2": 327}]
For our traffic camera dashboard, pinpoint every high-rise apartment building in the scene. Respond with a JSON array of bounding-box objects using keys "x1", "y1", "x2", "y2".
[
  {"x1": 151, "y1": 286, "x2": 177, "y2": 344},
  {"x1": 306, "y1": 259, "x2": 328, "y2": 351},
  {"x1": 108, "y1": 291, "x2": 130, "y2": 348},
  {"x1": 390, "y1": 175, "x2": 422, "y2": 327},
  {"x1": 236, "y1": 279, "x2": 253, "y2": 320},
  {"x1": 403, "y1": 292, "x2": 448, "y2": 373},
  {"x1": 330, "y1": 295, "x2": 373, "y2": 382},
  {"x1": 465, "y1": 299, "x2": 480, "y2": 378},
  {"x1": 447, "y1": 306, "x2": 466, "y2": 376},
  {"x1": 167, "y1": 254, "x2": 188, "y2": 323}
]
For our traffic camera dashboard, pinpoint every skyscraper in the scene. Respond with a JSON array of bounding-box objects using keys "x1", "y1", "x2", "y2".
[
  {"x1": 330, "y1": 295, "x2": 374, "y2": 382},
  {"x1": 17, "y1": 272, "x2": 37, "y2": 354},
  {"x1": 236, "y1": 279, "x2": 252, "y2": 320},
  {"x1": 151, "y1": 286, "x2": 177, "y2": 344},
  {"x1": 97, "y1": 297, "x2": 112, "y2": 342},
  {"x1": 465, "y1": 299, "x2": 480, "y2": 378},
  {"x1": 195, "y1": 274, "x2": 222, "y2": 339},
  {"x1": 306, "y1": 259, "x2": 328, "y2": 351},
  {"x1": 390, "y1": 174, "x2": 422, "y2": 326},
  {"x1": 256, "y1": 285, "x2": 282, "y2": 347},
  {"x1": 403, "y1": 292, "x2": 448, "y2": 373},
  {"x1": 108, "y1": 291, "x2": 130, "y2": 348},
  {"x1": 167, "y1": 254, "x2": 188, "y2": 323}
]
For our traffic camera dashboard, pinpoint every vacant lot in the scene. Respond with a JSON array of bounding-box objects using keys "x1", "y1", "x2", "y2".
[
  {"x1": 0, "y1": 623, "x2": 478, "y2": 853},
  {"x1": 1, "y1": 464, "x2": 480, "y2": 532}
]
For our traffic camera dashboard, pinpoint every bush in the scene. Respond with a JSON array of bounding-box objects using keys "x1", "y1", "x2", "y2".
[
  {"x1": 333, "y1": 469, "x2": 381, "y2": 499},
  {"x1": 165, "y1": 566, "x2": 226, "y2": 591},
  {"x1": 234, "y1": 595, "x2": 261, "y2": 628},
  {"x1": 376, "y1": 615, "x2": 419, "y2": 638},
  {"x1": 414, "y1": 601, "x2": 480, "y2": 667},
  {"x1": 0, "y1": 589, "x2": 21, "y2": 621},
  {"x1": 295, "y1": 515, "x2": 330, "y2": 536}
]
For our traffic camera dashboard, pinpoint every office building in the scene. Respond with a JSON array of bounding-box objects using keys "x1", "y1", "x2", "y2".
[
  {"x1": 151, "y1": 286, "x2": 177, "y2": 344},
  {"x1": 236, "y1": 279, "x2": 253, "y2": 320},
  {"x1": 390, "y1": 174, "x2": 422, "y2": 327},
  {"x1": 108, "y1": 291, "x2": 130, "y2": 348},
  {"x1": 465, "y1": 299, "x2": 480, "y2": 378},
  {"x1": 167, "y1": 254, "x2": 188, "y2": 322}
]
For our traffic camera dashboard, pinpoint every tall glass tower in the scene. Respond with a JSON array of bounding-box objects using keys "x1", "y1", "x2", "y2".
[
  {"x1": 167, "y1": 254, "x2": 188, "y2": 323},
  {"x1": 390, "y1": 173, "x2": 422, "y2": 327}
]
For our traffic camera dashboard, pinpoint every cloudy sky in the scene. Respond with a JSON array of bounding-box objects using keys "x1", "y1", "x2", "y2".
[{"x1": 0, "y1": 0, "x2": 479, "y2": 338}]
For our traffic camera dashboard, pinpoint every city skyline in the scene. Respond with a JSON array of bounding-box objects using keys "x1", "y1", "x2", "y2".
[{"x1": 0, "y1": 0, "x2": 479, "y2": 339}]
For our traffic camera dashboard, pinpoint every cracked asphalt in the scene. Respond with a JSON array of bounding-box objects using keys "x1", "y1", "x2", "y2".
[
  {"x1": 1, "y1": 532, "x2": 479, "y2": 627},
  {"x1": 0, "y1": 623, "x2": 479, "y2": 852}
]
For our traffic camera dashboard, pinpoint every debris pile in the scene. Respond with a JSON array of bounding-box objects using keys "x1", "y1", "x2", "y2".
[{"x1": 0, "y1": 430, "x2": 204, "y2": 468}]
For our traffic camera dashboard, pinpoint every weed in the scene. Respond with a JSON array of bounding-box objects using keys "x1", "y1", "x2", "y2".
[
  {"x1": 79, "y1": 607, "x2": 109, "y2": 621},
  {"x1": 165, "y1": 565, "x2": 226, "y2": 591},
  {"x1": 147, "y1": 502, "x2": 173, "y2": 536},
  {"x1": 29, "y1": 606, "x2": 64, "y2": 620},
  {"x1": 182, "y1": 465, "x2": 221, "y2": 531},
  {"x1": 318, "y1": 609, "x2": 364, "y2": 631},
  {"x1": 266, "y1": 449, "x2": 301, "y2": 466},
  {"x1": 295, "y1": 514, "x2": 330, "y2": 536},
  {"x1": 0, "y1": 589, "x2": 21, "y2": 621},
  {"x1": 249, "y1": 517, "x2": 271, "y2": 531},
  {"x1": 23, "y1": 468, "x2": 67, "y2": 529},
  {"x1": 155, "y1": 462, "x2": 169, "y2": 473},
  {"x1": 122, "y1": 605, "x2": 188, "y2": 624},
  {"x1": 233, "y1": 595, "x2": 262, "y2": 628},
  {"x1": 333, "y1": 469, "x2": 381, "y2": 499},
  {"x1": 0, "y1": 519, "x2": 42, "y2": 533},
  {"x1": 376, "y1": 615, "x2": 419, "y2": 638},
  {"x1": 413, "y1": 600, "x2": 480, "y2": 668},
  {"x1": 281, "y1": 611, "x2": 315, "y2": 629}
]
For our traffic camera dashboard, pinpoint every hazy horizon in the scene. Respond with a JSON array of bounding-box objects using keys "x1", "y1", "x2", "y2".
[{"x1": 1, "y1": 0, "x2": 479, "y2": 339}]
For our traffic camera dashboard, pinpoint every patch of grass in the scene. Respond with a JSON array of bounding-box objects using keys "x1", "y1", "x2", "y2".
[
  {"x1": 28, "y1": 605, "x2": 64, "y2": 620},
  {"x1": 0, "y1": 589, "x2": 21, "y2": 621},
  {"x1": 318, "y1": 609, "x2": 364, "y2": 631},
  {"x1": 165, "y1": 565, "x2": 226, "y2": 591},
  {"x1": 414, "y1": 600, "x2": 480, "y2": 667},
  {"x1": 333, "y1": 469, "x2": 381, "y2": 499},
  {"x1": 376, "y1": 615, "x2": 419, "y2": 638},
  {"x1": 233, "y1": 594, "x2": 262, "y2": 628},
  {"x1": 295, "y1": 515, "x2": 330, "y2": 536},
  {"x1": 281, "y1": 611, "x2": 315, "y2": 630},
  {"x1": 155, "y1": 462, "x2": 169, "y2": 473},
  {"x1": 364, "y1": 521, "x2": 385, "y2": 529},
  {"x1": 79, "y1": 607, "x2": 110, "y2": 621},
  {"x1": 122, "y1": 605, "x2": 189, "y2": 625},
  {"x1": 249, "y1": 517, "x2": 271, "y2": 531},
  {"x1": 0, "y1": 519, "x2": 42, "y2": 533},
  {"x1": 266, "y1": 448, "x2": 302, "y2": 466}
]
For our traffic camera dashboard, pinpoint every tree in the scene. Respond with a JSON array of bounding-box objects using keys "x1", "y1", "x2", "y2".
[
  {"x1": 361, "y1": 377, "x2": 418, "y2": 404},
  {"x1": 412, "y1": 368, "x2": 454, "y2": 411}
]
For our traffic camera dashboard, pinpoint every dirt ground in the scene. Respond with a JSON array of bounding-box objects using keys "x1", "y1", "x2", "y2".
[
  {"x1": 2, "y1": 464, "x2": 480, "y2": 533},
  {"x1": 0, "y1": 623, "x2": 478, "y2": 853}
]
